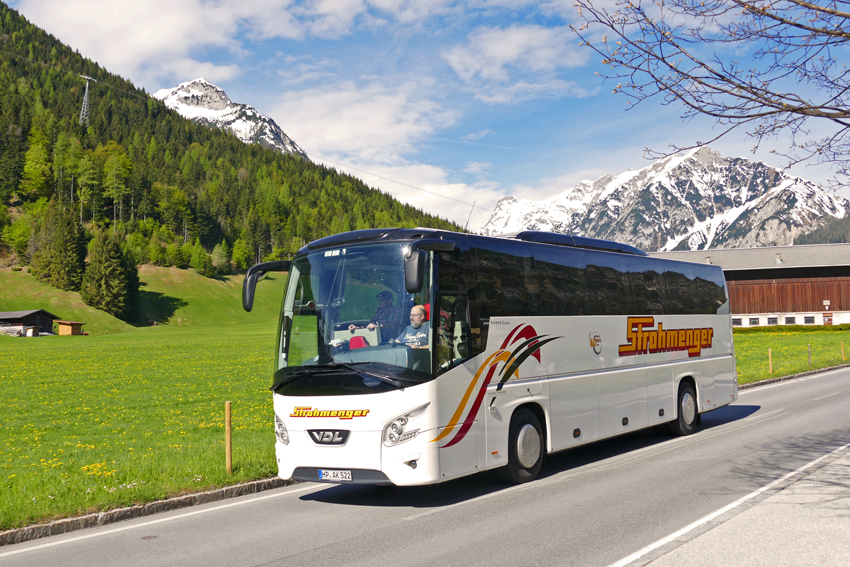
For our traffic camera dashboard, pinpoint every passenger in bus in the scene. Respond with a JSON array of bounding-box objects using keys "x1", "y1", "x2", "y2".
[
  {"x1": 393, "y1": 305, "x2": 430, "y2": 349},
  {"x1": 349, "y1": 290, "x2": 403, "y2": 341}
]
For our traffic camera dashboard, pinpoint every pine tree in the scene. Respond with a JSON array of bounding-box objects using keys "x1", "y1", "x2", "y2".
[
  {"x1": 81, "y1": 231, "x2": 134, "y2": 320},
  {"x1": 51, "y1": 204, "x2": 86, "y2": 291},
  {"x1": 189, "y1": 237, "x2": 205, "y2": 270},
  {"x1": 231, "y1": 238, "x2": 250, "y2": 271},
  {"x1": 211, "y1": 239, "x2": 230, "y2": 273}
]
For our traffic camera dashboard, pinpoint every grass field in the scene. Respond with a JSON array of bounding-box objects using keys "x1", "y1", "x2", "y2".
[
  {"x1": 0, "y1": 323, "x2": 282, "y2": 529},
  {"x1": 0, "y1": 266, "x2": 288, "y2": 334},
  {"x1": 0, "y1": 266, "x2": 289, "y2": 529},
  {"x1": 733, "y1": 325, "x2": 850, "y2": 385}
]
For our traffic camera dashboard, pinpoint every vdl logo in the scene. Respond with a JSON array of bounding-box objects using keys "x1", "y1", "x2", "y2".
[
  {"x1": 308, "y1": 430, "x2": 349, "y2": 445},
  {"x1": 589, "y1": 332, "x2": 602, "y2": 354}
]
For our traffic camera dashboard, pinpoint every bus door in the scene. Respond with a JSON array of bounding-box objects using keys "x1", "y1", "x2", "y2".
[{"x1": 434, "y1": 242, "x2": 483, "y2": 480}]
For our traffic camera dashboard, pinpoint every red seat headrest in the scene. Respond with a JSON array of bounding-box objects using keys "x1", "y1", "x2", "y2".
[{"x1": 349, "y1": 336, "x2": 369, "y2": 349}]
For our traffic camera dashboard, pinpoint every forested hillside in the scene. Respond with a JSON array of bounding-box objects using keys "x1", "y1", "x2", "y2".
[
  {"x1": 794, "y1": 214, "x2": 850, "y2": 245},
  {"x1": 0, "y1": 2, "x2": 457, "y2": 271}
]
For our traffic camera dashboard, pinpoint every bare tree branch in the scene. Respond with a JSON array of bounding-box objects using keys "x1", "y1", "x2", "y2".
[{"x1": 573, "y1": 0, "x2": 850, "y2": 186}]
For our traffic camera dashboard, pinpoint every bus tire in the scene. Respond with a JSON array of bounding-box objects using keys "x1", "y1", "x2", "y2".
[
  {"x1": 499, "y1": 408, "x2": 544, "y2": 484},
  {"x1": 668, "y1": 382, "x2": 698, "y2": 436}
]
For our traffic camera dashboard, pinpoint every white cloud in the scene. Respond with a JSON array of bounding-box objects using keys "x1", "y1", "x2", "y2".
[
  {"x1": 272, "y1": 80, "x2": 457, "y2": 163},
  {"x1": 443, "y1": 24, "x2": 591, "y2": 102},
  {"x1": 464, "y1": 161, "x2": 491, "y2": 175},
  {"x1": 268, "y1": 81, "x2": 513, "y2": 225},
  {"x1": 462, "y1": 129, "x2": 494, "y2": 142},
  {"x1": 16, "y1": 0, "x2": 247, "y2": 86},
  {"x1": 276, "y1": 55, "x2": 338, "y2": 85}
]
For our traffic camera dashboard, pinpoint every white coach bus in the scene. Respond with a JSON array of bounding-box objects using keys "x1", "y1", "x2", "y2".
[{"x1": 242, "y1": 229, "x2": 736, "y2": 485}]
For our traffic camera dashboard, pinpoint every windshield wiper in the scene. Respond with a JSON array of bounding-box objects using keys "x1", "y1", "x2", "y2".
[
  {"x1": 270, "y1": 366, "x2": 343, "y2": 392},
  {"x1": 330, "y1": 362, "x2": 405, "y2": 389},
  {"x1": 270, "y1": 362, "x2": 405, "y2": 392}
]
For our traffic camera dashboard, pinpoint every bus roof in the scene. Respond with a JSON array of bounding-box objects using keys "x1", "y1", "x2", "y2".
[{"x1": 302, "y1": 228, "x2": 647, "y2": 257}]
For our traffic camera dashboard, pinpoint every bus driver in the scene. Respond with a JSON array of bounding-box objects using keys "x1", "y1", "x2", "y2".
[{"x1": 349, "y1": 291, "x2": 403, "y2": 341}]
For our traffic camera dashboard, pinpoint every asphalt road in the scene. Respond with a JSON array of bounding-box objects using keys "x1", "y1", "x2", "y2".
[{"x1": 3, "y1": 368, "x2": 850, "y2": 567}]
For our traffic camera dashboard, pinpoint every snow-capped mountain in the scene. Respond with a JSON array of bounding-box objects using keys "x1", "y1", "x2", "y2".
[
  {"x1": 480, "y1": 147, "x2": 848, "y2": 252},
  {"x1": 153, "y1": 79, "x2": 308, "y2": 160}
]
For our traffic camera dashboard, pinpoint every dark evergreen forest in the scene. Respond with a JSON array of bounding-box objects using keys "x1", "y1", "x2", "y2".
[{"x1": 0, "y1": 2, "x2": 458, "y2": 280}]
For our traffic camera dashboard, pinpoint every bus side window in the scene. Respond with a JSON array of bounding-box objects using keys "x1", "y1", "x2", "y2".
[
  {"x1": 585, "y1": 252, "x2": 636, "y2": 315},
  {"x1": 532, "y1": 244, "x2": 586, "y2": 316},
  {"x1": 471, "y1": 242, "x2": 540, "y2": 319}
]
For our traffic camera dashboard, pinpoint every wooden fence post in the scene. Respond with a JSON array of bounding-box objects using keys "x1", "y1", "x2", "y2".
[
  {"x1": 808, "y1": 344, "x2": 812, "y2": 366},
  {"x1": 225, "y1": 401, "x2": 232, "y2": 475},
  {"x1": 769, "y1": 348, "x2": 773, "y2": 374},
  {"x1": 842, "y1": 341, "x2": 845, "y2": 362}
]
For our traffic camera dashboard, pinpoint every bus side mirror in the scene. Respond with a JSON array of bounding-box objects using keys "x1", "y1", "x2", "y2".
[
  {"x1": 405, "y1": 250, "x2": 426, "y2": 294},
  {"x1": 404, "y1": 239, "x2": 456, "y2": 294},
  {"x1": 243, "y1": 260, "x2": 291, "y2": 312}
]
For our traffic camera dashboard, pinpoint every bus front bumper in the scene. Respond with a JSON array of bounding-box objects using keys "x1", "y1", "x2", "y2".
[{"x1": 275, "y1": 429, "x2": 441, "y2": 486}]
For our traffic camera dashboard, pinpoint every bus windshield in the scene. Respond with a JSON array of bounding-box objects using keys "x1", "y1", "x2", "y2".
[{"x1": 276, "y1": 243, "x2": 434, "y2": 392}]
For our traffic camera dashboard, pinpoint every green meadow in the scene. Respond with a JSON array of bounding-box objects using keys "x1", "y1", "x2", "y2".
[
  {"x1": 0, "y1": 267, "x2": 286, "y2": 529},
  {"x1": 733, "y1": 324, "x2": 850, "y2": 385},
  {"x1": 3, "y1": 265, "x2": 850, "y2": 529}
]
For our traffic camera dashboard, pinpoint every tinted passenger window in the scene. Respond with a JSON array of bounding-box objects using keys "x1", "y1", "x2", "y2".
[
  {"x1": 437, "y1": 249, "x2": 466, "y2": 292},
  {"x1": 472, "y1": 241, "x2": 540, "y2": 318},
  {"x1": 532, "y1": 244, "x2": 586, "y2": 316},
  {"x1": 630, "y1": 259, "x2": 671, "y2": 315},
  {"x1": 584, "y1": 251, "x2": 635, "y2": 315}
]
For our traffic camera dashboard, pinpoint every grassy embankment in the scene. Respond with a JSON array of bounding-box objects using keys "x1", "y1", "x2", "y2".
[
  {"x1": 0, "y1": 267, "x2": 287, "y2": 529},
  {"x1": 3, "y1": 265, "x2": 850, "y2": 530}
]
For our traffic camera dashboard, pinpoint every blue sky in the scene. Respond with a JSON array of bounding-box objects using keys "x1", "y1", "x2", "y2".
[{"x1": 10, "y1": 0, "x2": 843, "y2": 230}]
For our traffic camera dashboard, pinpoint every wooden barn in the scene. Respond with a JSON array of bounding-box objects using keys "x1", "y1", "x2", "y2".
[
  {"x1": 0, "y1": 310, "x2": 61, "y2": 336},
  {"x1": 651, "y1": 243, "x2": 850, "y2": 327}
]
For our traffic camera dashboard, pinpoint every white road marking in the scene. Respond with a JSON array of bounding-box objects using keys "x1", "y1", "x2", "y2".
[
  {"x1": 739, "y1": 366, "x2": 850, "y2": 394},
  {"x1": 0, "y1": 483, "x2": 321, "y2": 559},
  {"x1": 813, "y1": 392, "x2": 840, "y2": 401},
  {"x1": 403, "y1": 409, "x2": 789, "y2": 522},
  {"x1": 605, "y1": 442, "x2": 850, "y2": 567}
]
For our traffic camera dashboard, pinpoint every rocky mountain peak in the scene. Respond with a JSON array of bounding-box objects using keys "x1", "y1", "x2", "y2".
[
  {"x1": 479, "y1": 148, "x2": 848, "y2": 251},
  {"x1": 153, "y1": 79, "x2": 309, "y2": 161}
]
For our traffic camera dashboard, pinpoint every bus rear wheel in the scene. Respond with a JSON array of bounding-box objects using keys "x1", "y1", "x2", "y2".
[
  {"x1": 499, "y1": 408, "x2": 544, "y2": 484},
  {"x1": 668, "y1": 382, "x2": 698, "y2": 436}
]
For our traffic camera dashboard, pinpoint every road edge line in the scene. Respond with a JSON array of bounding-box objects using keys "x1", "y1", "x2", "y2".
[{"x1": 0, "y1": 476, "x2": 297, "y2": 548}]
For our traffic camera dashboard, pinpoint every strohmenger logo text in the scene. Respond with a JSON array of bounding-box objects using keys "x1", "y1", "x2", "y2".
[
  {"x1": 290, "y1": 407, "x2": 370, "y2": 419},
  {"x1": 618, "y1": 316, "x2": 713, "y2": 358}
]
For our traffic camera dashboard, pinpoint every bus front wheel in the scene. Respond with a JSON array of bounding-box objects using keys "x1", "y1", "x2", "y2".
[
  {"x1": 499, "y1": 408, "x2": 544, "y2": 484},
  {"x1": 668, "y1": 382, "x2": 698, "y2": 436}
]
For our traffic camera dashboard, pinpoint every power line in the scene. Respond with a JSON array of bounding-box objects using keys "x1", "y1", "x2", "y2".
[{"x1": 306, "y1": 152, "x2": 492, "y2": 213}]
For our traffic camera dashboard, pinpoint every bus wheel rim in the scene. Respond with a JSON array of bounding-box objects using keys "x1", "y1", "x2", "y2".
[
  {"x1": 682, "y1": 392, "x2": 696, "y2": 425},
  {"x1": 517, "y1": 423, "x2": 541, "y2": 469}
]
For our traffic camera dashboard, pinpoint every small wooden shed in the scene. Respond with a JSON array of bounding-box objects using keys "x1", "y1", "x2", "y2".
[{"x1": 56, "y1": 321, "x2": 86, "y2": 336}]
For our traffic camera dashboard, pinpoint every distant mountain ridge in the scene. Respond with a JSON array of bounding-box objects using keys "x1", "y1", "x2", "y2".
[
  {"x1": 480, "y1": 147, "x2": 848, "y2": 252},
  {"x1": 153, "y1": 79, "x2": 309, "y2": 160}
]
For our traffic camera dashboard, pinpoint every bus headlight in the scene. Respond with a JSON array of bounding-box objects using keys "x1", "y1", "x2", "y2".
[
  {"x1": 274, "y1": 414, "x2": 290, "y2": 445},
  {"x1": 383, "y1": 403, "x2": 429, "y2": 447}
]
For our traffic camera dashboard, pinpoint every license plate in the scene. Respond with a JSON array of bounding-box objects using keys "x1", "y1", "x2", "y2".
[{"x1": 318, "y1": 469, "x2": 352, "y2": 482}]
